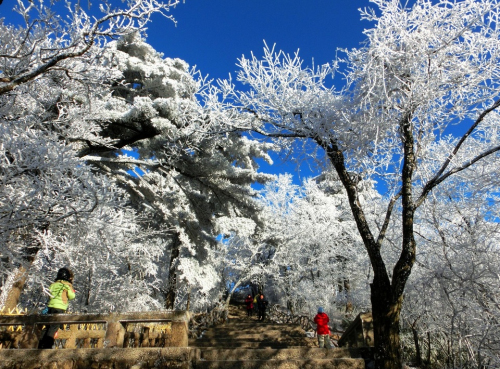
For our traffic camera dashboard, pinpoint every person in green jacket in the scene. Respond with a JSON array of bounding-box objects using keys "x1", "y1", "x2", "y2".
[{"x1": 38, "y1": 268, "x2": 75, "y2": 349}]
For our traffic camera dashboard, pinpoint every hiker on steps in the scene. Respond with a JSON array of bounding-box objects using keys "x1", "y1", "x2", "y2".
[
  {"x1": 38, "y1": 268, "x2": 76, "y2": 349},
  {"x1": 245, "y1": 294, "x2": 254, "y2": 317},
  {"x1": 314, "y1": 307, "x2": 332, "y2": 349},
  {"x1": 256, "y1": 293, "x2": 268, "y2": 321}
]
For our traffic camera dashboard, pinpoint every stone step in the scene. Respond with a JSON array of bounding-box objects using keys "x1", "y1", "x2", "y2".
[
  {"x1": 204, "y1": 326, "x2": 305, "y2": 335},
  {"x1": 208, "y1": 324, "x2": 303, "y2": 331},
  {"x1": 204, "y1": 325, "x2": 289, "y2": 330},
  {"x1": 189, "y1": 339, "x2": 317, "y2": 349},
  {"x1": 194, "y1": 358, "x2": 365, "y2": 369},
  {"x1": 199, "y1": 347, "x2": 363, "y2": 361},
  {"x1": 219, "y1": 322, "x2": 302, "y2": 329},
  {"x1": 193, "y1": 304, "x2": 367, "y2": 369},
  {"x1": 0, "y1": 348, "x2": 192, "y2": 369},
  {"x1": 193, "y1": 336, "x2": 312, "y2": 343},
  {"x1": 200, "y1": 332, "x2": 293, "y2": 340}
]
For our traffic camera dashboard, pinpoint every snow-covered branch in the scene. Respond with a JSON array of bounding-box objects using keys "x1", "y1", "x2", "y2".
[{"x1": 0, "y1": 0, "x2": 180, "y2": 95}]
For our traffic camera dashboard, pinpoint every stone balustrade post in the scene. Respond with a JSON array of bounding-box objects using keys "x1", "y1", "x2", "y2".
[
  {"x1": 104, "y1": 319, "x2": 125, "y2": 348},
  {"x1": 164, "y1": 321, "x2": 188, "y2": 347},
  {"x1": 63, "y1": 324, "x2": 79, "y2": 349}
]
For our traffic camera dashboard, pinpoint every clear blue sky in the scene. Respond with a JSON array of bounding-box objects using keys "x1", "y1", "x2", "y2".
[
  {"x1": 145, "y1": 1, "x2": 376, "y2": 183},
  {"x1": 147, "y1": 1, "x2": 375, "y2": 81}
]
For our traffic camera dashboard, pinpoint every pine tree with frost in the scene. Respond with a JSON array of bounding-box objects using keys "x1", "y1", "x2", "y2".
[{"x1": 1, "y1": 3, "x2": 276, "y2": 311}]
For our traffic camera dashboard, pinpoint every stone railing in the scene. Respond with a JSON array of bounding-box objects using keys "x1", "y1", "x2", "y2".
[
  {"x1": 0, "y1": 310, "x2": 189, "y2": 349},
  {"x1": 338, "y1": 312, "x2": 374, "y2": 348},
  {"x1": 188, "y1": 302, "x2": 228, "y2": 338},
  {"x1": 267, "y1": 304, "x2": 316, "y2": 332}
]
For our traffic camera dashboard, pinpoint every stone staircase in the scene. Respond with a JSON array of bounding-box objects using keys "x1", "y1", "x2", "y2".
[{"x1": 189, "y1": 304, "x2": 367, "y2": 369}]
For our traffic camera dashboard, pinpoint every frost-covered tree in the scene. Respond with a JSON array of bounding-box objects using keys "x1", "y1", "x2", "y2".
[
  {"x1": 0, "y1": 0, "x2": 181, "y2": 309},
  {"x1": 16, "y1": 184, "x2": 168, "y2": 313},
  {"x1": 256, "y1": 173, "x2": 375, "y2": 316},
  {"x1": 0, "y1": 122, "x2": 130, "y2": 309},
  {"x1": 71, "y1": 33, "x2": 275, "y2": 310},
  {"x1": 0, "y1": 0, "x2": 179, "y2": 96},
  {"x1": 401, "y1": 158, "x2": 500, "y2": 367},
  {"x1": 208, "y1": 0, "x2": 500, "y2": 367},
  {"x1": 0, "y1": 1, "x2": 271, "y2": 310},
  {"x1": 1, "y1": 1, "x2": 275, "y2": 313},
  {"x1": 214, "y1": 216, "x2": 267, "y2": 305}
]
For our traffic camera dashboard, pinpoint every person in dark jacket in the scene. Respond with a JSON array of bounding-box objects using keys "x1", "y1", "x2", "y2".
[
  {"x1": 256, "y1": 294, "x2": 268, "y2": 321},
  {"x1": 38, "y1": 268, "x2": 75, "y2": 349},
  {"x1": 244, "y1": 294, "x2": 254, "y2": 317},
  {"x1": 314, "y1": 307, "x2": 332, "y2": 348}
]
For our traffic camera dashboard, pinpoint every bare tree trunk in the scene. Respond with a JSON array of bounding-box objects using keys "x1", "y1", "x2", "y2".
[
  {"x1": 426, "y1": 331, "x2": 431, "y2": 365},
  {"x1": 370, "y1": 113, "x2": 417, "y2": 369},
  {"x1": 1, "y1": 266, "x2": 29, "y2": 311},
  {"x1": 370, "y1": 278, "x2": 404, "y2": 369},
  {"x1": 411, "y1": 320, "x2": 422, "y2": 367},
  {"x1": 0, "y1": 231, "x2": 43, "y2": 310},
  {"x1": 165, "y1": 233, "x2": 181, "y2": 310}
]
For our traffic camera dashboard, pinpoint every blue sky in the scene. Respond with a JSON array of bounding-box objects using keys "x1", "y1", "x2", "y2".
[
  {"x1": 147, "y1": 1, "x2": 375, "y2": 81},
  {"x1": 144, "y1": 1, "x2": 376, "y2": 183}
]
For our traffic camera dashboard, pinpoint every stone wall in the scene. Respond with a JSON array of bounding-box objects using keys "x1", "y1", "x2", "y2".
[
  {"x1": 338, "y1": 312, "x2": 374, "y2": 348},
  {"x1": 0, "y1": 347, "x2": 193, "y2": 369}
]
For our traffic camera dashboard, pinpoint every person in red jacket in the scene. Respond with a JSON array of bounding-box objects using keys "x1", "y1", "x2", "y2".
[
  {"x1": 314, "y1": 307, "x2": 332, "y2": 349},
  {"x1": 244, "y1": 294, "x2": 254, "y2": 317}
]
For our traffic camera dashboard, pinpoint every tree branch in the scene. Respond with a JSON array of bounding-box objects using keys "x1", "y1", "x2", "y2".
[
  {"x1": 415, "y1": 144, "x2": 500, "y2": 208},
  {"x1": 419, "y1": 98, "x2": 500, "y2": 203},
  {"x1": 82, "y1": 156, "x2": 160, "y2": 167},
  {"x1": 376, "y1": 190, "x2": 401, "y2": 247},
  {"x1": 0, "y1": 44, "x2": 94, "y2": 95}
]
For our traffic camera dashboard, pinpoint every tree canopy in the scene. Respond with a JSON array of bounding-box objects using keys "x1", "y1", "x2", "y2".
[{"x1": 1, "y1": 1, "x2": 500, "y2": 367}]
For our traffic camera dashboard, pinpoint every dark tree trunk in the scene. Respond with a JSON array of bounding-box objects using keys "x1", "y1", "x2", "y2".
[
  {"x1": 165, "y1": 233, "x2": 181, "y2": 310},
  {"x1": 320, "y1": 119, "x2": 418, "y2": 369},
  {"x1": 426, "y1": 332, "x2": 431, "y2": 365},
  {"x1": 370, "y1": 278, "x2": 404, "y2": 369},
  {"x1": 412, "y1": 321, "x2": 422, "y2": 367},
  {"x1": 370, "y1": 113, "x2": 417, "y2": 369}
]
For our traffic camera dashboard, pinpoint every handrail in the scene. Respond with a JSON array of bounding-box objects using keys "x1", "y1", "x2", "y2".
[
  {"x1": 0, "y1": 310, "x2": 188, "y2": 325},
  {"x1": 188, "y1": 302, "x2": 228, "y2": 338},
  {"x1": 0, "y1": 310, "x2": 190, "y2": 349},
  {"x1": 267, "y1": 304, "x2": 316, "y2": 332}
]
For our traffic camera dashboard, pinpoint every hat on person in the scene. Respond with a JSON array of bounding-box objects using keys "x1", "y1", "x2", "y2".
[{"x1": 318, "y1": 307, "x2": 324, "y2": 313}]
